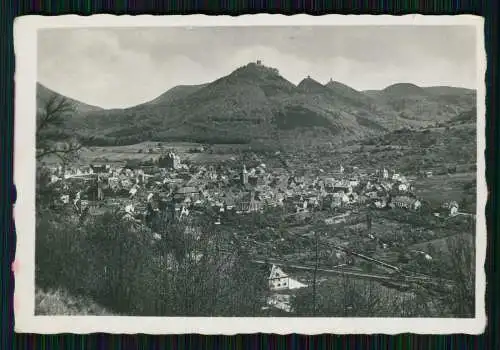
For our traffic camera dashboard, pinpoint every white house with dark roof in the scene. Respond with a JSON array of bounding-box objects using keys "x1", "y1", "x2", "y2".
[
  {"x1": 266, "y1": 265, "x2": 308, "y2": 313},
  {"x1": 268, "y1": 264, "x2": 308, "y2": 292}
]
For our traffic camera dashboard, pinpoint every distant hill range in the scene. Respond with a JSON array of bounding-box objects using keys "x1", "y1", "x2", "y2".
[
  {"x1": 37, "y1": 62, "x2": 476, "y2": 147},
  {"x1": 363, "y1": 83, "x2": 476, "y2": 122},
  {"x1": 37, "y1": 83, "x2": 103, "y2": 114}
]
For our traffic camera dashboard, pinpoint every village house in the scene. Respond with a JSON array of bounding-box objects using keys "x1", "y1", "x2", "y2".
[
  {"x1": 248, "y1": 175, "x2": 259, "y2": 186},
  {"x1": 332, "y1": 191, "x2": 350, "y2": 204},
  {"x1": 395, "y1": 181, "x2": 410, "y2": 192},
  {"x1": 266, "y1": 294, "x2": 293, "y2": 313},
  {"x1": 222, "y1": 193, "x2": 238, "y2": 211},
  {"x1": 307, "y1": 196, "x2": 320, "y2": 209},
  {"x1": 333, "y1": 180, "x2": 352, "y2": 194},
  {"x1": 283, "y1": 196, "x2": 297, "y2": 213},
  {"x1": 238, "y1": 191, "x2": 262, "y2": 213},
  {"x1": 50, "y1": 174, "x2": 61, "y2": 184},
  {"x1": 107, "y1": 176, "x2": 120, "y2": 191},
  {"x1": 91, "y1": 164, "x2": 110, "y2": 174},
  {"x1": 174, "y1": 186, "x2": 199, "y2": 202},
  {"x1": 60, "y1": 194, "x2": 70, "y2": 204},
  {"x1": 292, "y1": 173, "x2": 306, "y2": 185},
  {"x1": 268, "y1": 264, "x2": 308, "y2": 291},
  {"x1": 348, "y1": 192, "x2": 359, "y2": 203},
  {"x1": 324, "y1": 212, "x2": 351, "y2": 225},
  {"x1": 349, "y1": 178, "x2": 360, "y2": 188},
  {"x1": 374, "y1": 198, "x2": 388, "y2": 209},
  {"x1": 362, "y1": 181, "x2": 373, "y2": 192},
  {"x1": 123, "y1": 203, "x2": 137, "y2": 221},
  {"x1": 357, "y1": 195, "x2": 369, "y2": 205},
  {"x1": 377, "y1": 168, "x2": 389, "y2": 180},
  {"x1": 392, "y1": 173, "x2": 401, "y2": 181},
  {"x1": 380, "y1": 181, "x2": 393, "y2": 192},
  {"x1": 442, "y1": 201, "x2": 459, "y2": 216},
  {"x1": 390, "y1": 196, "x2": 422, "y2": 211},
  {"x1": 267, "y1": 264, "x2": 308, "y2": 313},
  {"x1": 321, "y1": 194, "x2": 339, "y2": 210},
  {"x1": 158, "y1": 152, "x2": 181, "y2": 169}
]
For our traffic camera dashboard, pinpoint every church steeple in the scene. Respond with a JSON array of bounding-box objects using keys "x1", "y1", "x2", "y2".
[{"x1": 241, "y1": 164, "x2": 248, "y2": 185}]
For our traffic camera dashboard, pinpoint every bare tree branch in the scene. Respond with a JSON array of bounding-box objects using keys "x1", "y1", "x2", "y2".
[
  {"x1": 36, "y1": 94, "x2": 80, "y2": 165},
  {"x1": 37, "y1": 94, "x2": 75, "y2": 135}
]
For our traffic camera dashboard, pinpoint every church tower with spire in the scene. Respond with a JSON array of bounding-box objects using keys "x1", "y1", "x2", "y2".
[{"x1": 241, "y1": 164, "x2": 249, "y2": 185}]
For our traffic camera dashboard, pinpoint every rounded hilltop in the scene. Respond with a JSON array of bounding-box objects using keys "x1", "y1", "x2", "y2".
[
  {"x1": 220, "y1": 60, "x2": 295, "y2": 97},
  {"x1": 382, "y1": 83, "x2": 428, "y2": 97},
  {"x1": 230, "y1": 60, "x2": 282, "y2": 79}
]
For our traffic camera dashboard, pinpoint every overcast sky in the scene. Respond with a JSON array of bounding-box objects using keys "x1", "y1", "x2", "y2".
[{"x1": 38, "y1": 26, "x2": 477, "y2": 108}]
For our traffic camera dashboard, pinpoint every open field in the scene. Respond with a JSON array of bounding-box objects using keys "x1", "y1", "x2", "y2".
[
  {"x1": 413, "y1": 172, "x2": 476, "y2": 209},
  {"x1": 42, "y1": 141, "x2": 240, "y2": 166},
  {"x1": 409, "y1": 233, "x2": 474, "y2": 254}
]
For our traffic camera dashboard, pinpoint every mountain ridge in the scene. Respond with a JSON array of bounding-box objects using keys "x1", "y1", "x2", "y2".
[
  {"x1": 145, "y1": 83, "x2": 209, "y2": 106},
  {"x1": 37, "y1": 62, "x2": 476, "y2": 147},
  {"x1": 37, "y1": 83, "x2": 104, "y2": 113}
]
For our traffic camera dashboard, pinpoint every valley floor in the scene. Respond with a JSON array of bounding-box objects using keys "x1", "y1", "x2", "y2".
[{"x1": 35, "y1": 135, "x2": 477, "y2": 317}]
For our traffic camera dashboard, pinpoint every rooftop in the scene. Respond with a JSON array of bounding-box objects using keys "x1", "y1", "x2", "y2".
[{"x1": 176, "y1": 186, "x2": 198, "y2": 194}]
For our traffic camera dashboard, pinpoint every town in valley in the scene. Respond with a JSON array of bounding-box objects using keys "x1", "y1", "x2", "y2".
[{"x1": 35, "y1": 26, "x2": 478, "y2": 318}]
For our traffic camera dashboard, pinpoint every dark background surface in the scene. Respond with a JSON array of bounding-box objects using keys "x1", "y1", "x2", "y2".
[{"x1": 1, "y1": 0, "x2": 498, "y2": 349}]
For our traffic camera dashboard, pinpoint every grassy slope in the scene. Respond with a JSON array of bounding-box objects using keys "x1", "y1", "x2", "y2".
[
  {"x1": 145, "y1": 83, "x2": 209, "y2": 106},
  {"x1": 364, "y1": 84, "x2": 476, "y2": 123},
  {"x1": 37, "y1": 83, "x2": 103, "y2": 113},
  {"x1": 413, "y1": 173, "x2": 476, "y2": 207},
  {"x1": 331, "y1": 121, "x2": 477, "y2": 173}
]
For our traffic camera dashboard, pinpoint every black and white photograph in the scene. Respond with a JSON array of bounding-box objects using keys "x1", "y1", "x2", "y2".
[{"x1": 14, "y1": 15, "x2": 486, "y2": 334}]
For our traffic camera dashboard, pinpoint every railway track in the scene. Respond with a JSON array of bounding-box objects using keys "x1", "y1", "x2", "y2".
[
  {"x1": 225, "y1": 236, "x2": 455, "y2": 287},
  {"x1": 250, "y1": 258, "x2": 441, "y2": 284}
]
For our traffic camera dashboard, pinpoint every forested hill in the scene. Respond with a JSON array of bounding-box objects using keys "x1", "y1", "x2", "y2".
[
  {"x1": 37, "y1": 62, "x2": 476, "y2": 148},
  {"x1": 37, "y1": 83, "x2": 103, "y2": 114}
]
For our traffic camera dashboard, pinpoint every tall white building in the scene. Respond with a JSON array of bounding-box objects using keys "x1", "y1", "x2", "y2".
[{"x1": 383, "y1": 168, "x2": 389, "y2": 179}]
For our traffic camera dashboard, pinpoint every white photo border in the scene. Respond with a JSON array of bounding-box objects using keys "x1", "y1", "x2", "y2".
[{"x1": 13, "y1": 14, "x2": 487, "y2": 334}]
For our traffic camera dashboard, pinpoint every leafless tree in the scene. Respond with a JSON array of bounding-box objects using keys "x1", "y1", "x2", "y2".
[
  {"x1": 312, "y1": 230, "x2": 319, "y2": 315},
  {"x1": 441, "y1": 234, "x2": 475, "y2": 317},
  {"x1": 36, "y1": 94, "x2": 82, "y2": 165},
  {"x1": 147, "y1": 218, "x2": 267, "y2": 316}
]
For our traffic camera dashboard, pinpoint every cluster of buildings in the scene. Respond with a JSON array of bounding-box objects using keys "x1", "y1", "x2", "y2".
[
  {"x1": 44, "y1": 148, "x2": 431, "y2": 228},
  {"x1": 273, "y1": 165, "x2": 419, "y2": 216},
  {"x1": 41, "y1": 148, "x2": 469, "y2": 314}
]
